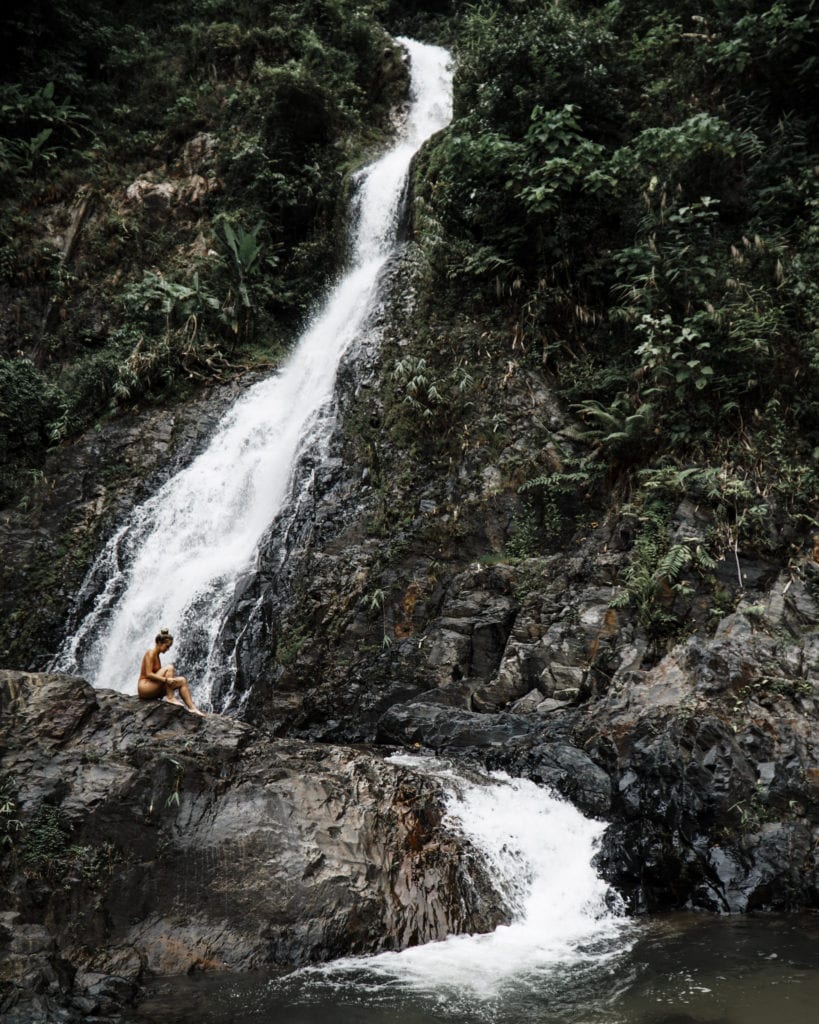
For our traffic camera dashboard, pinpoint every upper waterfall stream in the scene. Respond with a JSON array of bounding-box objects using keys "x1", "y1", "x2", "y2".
[{"x1": 53, "y1": 39, "x2": 453, "y2": 706}]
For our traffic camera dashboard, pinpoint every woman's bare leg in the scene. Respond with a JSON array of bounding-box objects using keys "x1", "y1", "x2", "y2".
[
  {"x1": 165, "y1": 674, "x2": 204, "y2": 716},
  {"x1": 161, "y1": 666, "x2": 184, "y2": 706},
  {"x1": 177, "y1": 678, "x2": 205, "y2": 716}
]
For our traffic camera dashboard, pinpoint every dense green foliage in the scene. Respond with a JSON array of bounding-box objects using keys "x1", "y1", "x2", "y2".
[
  {"x1": 0, "y1": 0, "x2": 405, "y2": 500},
  {"x1": 2, "y1": 0, "x2": 817, "y2": 649},
  {"x1": 410, "y1": 0, "x2": 819, "y2": 589}
]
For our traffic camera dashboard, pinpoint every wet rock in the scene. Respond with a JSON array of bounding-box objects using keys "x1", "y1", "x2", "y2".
[
  {"x1": 714, "y1": 612, "x2": 753, "y2": 640},
  {"x1": 378, "y1": 700, "x2": 538, "y2": 752},
  {"x1": 472, "y1": 655, "x2": 531, "y2": 710},
  {"x1": 0, "y1": 672, "x2": 505, "y2": 1017},
  {"x1": 578, "y1": 615, "x2": 819, "y2": 912},
  {"x1": 509, "y1": 688, "x2": 545, "y2": 714},
  {"x1": 413, "y1": 679, "x2": 481, "y2": 709},
  {"x1": 702, "y1": 823, "x2": 815, "y2": 912},
  {"x1": 545, "y1": 663, "x2": 586, "y2": 692},
  {"x1": 0, "y1": 915, "x2": 77, "y2": 1024},
  {"x1": 424, "y1": 567, "x2": 518, "y2": 687},
  {"x1": 494, "y1": 741, "x2": 613, "y2": 818}
]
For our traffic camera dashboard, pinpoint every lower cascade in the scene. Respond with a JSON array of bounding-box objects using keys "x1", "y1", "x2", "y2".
[
  {"x1": 294, "y1": 756, "x2": 630, "y2": 1003},
  {"x1": 51, "y1": 38, "x2": 453, "y2": 708}
]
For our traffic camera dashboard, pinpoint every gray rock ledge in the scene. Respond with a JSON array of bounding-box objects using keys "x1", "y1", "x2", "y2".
[{"x1": 0, "y1": 671, "x2": 504, "y2": 1022}]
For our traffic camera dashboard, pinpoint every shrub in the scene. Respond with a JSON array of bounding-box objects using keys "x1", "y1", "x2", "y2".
[{"x1": 0, "y1": 357, "x2": 65, "y2": 463}]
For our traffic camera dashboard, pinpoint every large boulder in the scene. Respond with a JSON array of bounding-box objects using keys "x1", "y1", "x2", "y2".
[
  {"x1": 579, "y1": 624, "x2": 819, "y2": 912},
  {"x1": 0, "y1": 672, "x2": 505, "y2": 1021},
  {"x1": 378, "y1": 700, "x2": 538, "y2": 751}
]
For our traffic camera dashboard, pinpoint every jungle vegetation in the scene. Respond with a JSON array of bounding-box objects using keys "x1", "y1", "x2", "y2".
[
  {"x1": 407, "y1": 0, "x2": 819, "y2": 579},
  {"x1": 0, "y1": 0, "x2": 408, "y2": 499},
  {"x1": 2, "y1": 0, "x2": 817, "y2": 586}
]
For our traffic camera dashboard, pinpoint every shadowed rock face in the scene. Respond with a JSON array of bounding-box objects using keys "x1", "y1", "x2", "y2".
[
  {"x1": 376, "y1": 606, "x2": 818, "y2": 913},
  {"x1": 0, "y1": 672, "x2": 504, "y2": 1022},
  {"x1": 578, "y1": 620, "x2": 819, "y2": 914},
  {"x1": 377, "y1": 603, "x2": 819, "y2": 916}
]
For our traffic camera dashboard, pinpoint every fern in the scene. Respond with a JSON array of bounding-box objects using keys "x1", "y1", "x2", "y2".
[
  {"x1": 657, "y1": 543, "x2": 693, "y2": 582},
  {"x1": 610, "y1": 514, "x2": 718, "y2": 639},
  {"x1": 573, "y1": 397, "x2": 656, "y2": 462}
]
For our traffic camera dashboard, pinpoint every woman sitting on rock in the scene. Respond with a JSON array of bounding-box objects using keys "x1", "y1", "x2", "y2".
[{"x1": 137, "y1": 628, "x2": 204, "y2": 715}]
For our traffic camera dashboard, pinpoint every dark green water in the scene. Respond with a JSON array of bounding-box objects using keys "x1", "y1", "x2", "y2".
[{"x1": 133, "y1": 913, "x2": 818, "y2": 1024}]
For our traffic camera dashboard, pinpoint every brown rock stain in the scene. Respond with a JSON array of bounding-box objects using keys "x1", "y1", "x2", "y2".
[
  {"x1": 394, "y1": 581, "x2": 424, "y2": 640},
  {"x1": 587, "y1": 607, "x2": 619, "y2": 664}
]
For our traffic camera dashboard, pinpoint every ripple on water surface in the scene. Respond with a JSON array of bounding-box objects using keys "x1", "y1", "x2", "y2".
[{"x1": 132, "y1": 914, "x2": 819, "y2": 1024}]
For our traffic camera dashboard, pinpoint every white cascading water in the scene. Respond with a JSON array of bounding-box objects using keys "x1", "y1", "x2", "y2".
[
  {"x1": 294, "y1": 756, "x2": 631, "y2": 1007},
  {"x1": 52, "y1": 39, "x2": 453, "y2": 705}
]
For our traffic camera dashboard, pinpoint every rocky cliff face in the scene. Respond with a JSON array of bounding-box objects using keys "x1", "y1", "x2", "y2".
[
  {"x1": 0, "y1": 374, "x2": 263, "y2": 671},
  {"x1": 196, "y1": 247, "x2": 819, "y2": 920},
  {"x1": 2, "y1": 178, "x2": 819, "y2": 1023},
  {"x1": 0, "y1": 672, "x2": 504, "y2": 1023}
]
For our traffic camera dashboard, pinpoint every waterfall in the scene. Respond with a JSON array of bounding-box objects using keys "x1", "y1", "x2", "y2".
[
  {"x1": 284, "y1": 756, "x2": 631, "y2": 1012},
  {"x1": 52, "y1": 39, "x2": 453, "y2": 706}
]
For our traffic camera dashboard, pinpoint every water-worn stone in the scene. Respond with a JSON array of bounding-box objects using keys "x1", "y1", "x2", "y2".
[
  {"x1": 378, "y1": 700, "x2": 538, "y2": 751},
  {"x1": 0, "y1": 672, "x2": 505, "y2": 1021},
  {"x1": 494, "y1": 741, "x2": 612, "y2": 818}
]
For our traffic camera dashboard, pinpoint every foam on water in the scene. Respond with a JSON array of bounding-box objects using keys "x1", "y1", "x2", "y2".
[{"x1": 300, "y1": 756, "x2": 631, "y2": 1004}]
